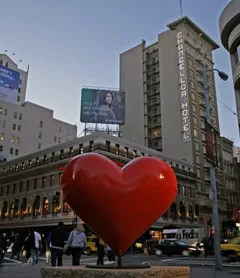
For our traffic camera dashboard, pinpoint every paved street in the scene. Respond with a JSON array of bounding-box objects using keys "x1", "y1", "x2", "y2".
[{"x1": 1, "y1": 254, "x2": 240, "y2": 277}]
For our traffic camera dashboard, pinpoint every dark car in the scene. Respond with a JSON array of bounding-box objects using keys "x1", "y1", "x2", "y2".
[{"x1": 155, "y1": 240, "x2": 201, "y2": 257}]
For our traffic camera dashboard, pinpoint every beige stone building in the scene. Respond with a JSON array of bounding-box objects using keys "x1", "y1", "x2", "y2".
[{"x1": 120, "y1": 16, "x2": 226, "y2": 226}]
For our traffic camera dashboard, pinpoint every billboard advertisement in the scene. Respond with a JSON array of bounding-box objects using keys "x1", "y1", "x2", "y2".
[
  {"x1": 80, "y1": 88, "x2": 125, "y2": 124},
  {"x1": 0, "y1": 65, "x2": 20, "y2": 103}
]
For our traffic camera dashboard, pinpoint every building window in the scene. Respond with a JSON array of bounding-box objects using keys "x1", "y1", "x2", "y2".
[
  {"x1": 10, "y1": 148, "x2": 13, "y2": 154},
  {"x1": 50, "y1": 175, "x2": 54, "y2": 186},
  {"x1": 16, "y1": 137, "x2": 20, "y2": 144},
  {"x1": 18, "y1": 125, "x2": 21, "y2": 131},
  {"x1": 194, "y1": 129, "x2": 198, "y2": 138},
  {"x1": 5, "y1": 62, "x2": 8, "y2": 67},
  {"x1": 18, "y1": 87, "x2": 21, "y2": 93},
  {"x1": 15, "y1": 149, "x2": 19, "y2": 156},
  {"x1": 43, "y1": 155, "x2": 47, "y2": 163},
  {"x1": 11, "y1": 135, "x2": 15, "y2": 143},
  {"x1": 0, "y1": 107, "x2": 2, "y2": 114},
  {"x1": 115, "y1": 144, "x2": 120, "y2": 155},
  {"x1": 106, "y1": 141, "x2": 111, "y2": 152},
  {"x1": 133, "y1": 150, "x2": 137, "y2": 157},
  {"x1": 26, "y1": 180, "x2": 30, "y2": 191},
  {"x1": 39, "y1": 121, "x2": 43, "y2": 128},
  {"x1": 54, "y1": 136, "x2": 57, "y2": 142},
  {"x1": 69, "y1": 146, "x2": 73, "y2": 156},
  {"x1": 12, "y1": 183, "x2": 16, "y2": 194},
  {"x1": 192, "y1": 104, "x2": 196, "y2": 113},
  {"x1": 193, "y1": 116, "x2": 197, "y2": 125},
  {"x1": 13, "y1": 124, "x2": 16, "y2": 130},
  {"x1": 38, "y1": 143, "x2": 41, "y2": 149},
  {"x1": 22, "y1": 162, "x2": 25, "y2": 169},
  {"x1": 51, "y1": 152, "x2": 55, "y2": 162},
  {"x1": 2, "y1": 120, "x2": 6, "y2": 128},
  {"x1": 36, "y1": 157, "x2": 40, "y2": 164},
  {"x1": 29, "y1": 159, "x2": 32, "y2": 166},
  {"x1": 79, "y1": 144, "x2": 83, "y2": 154},
  {"x1": 124, "y1": 147, "x2": 129, "y2": 157},
  {"x1": 195, "y1": 142, "x2": 199, "y2": 151},
  {"x1": 42, "y1": 177, "x2": 46, "y2": 188},
  {"x1": 34, "y1": 179, "x2": 38, "y2": 189},
  {"x1": 19, "y1": 113, "x2": 22, "y2": 120},
  {"x1": 192, "y1": 92, "x2": 195, "y2": 101},
  {"x1": 89, "y1": 140, "x2": 94, "y2": 151},
  {"x1": 196, "y1": 155, "x2": 200, "y2": 164},
  {"x1": 0, "y1": 133, "x2": 4, "y2": 140},
  {"x1": 19, "y1": 182, "x2": 23, "y2": 192},
  {"x1": 19, "y1": 79, "x2": 22, "y2": 85},
  {"x1": 0, "y1": 145, "x2": 3, "y2": 152},
  {"x1": 189, "y1": 70, "x2": 194, "y2": 78},
  {"x1": 4, "y1": 109, "x2": 7, "y2": 115},
  {"x1": 60, "y1": 149, "x2": 64, "y2": 159},
  {"x1": 38, "y1": 132, "x2": 42, "y2": 139},
  {"x1": 190, "y1": 80, "x2": 195, "y2": 89},
  {"x1": 58, "y1": 137, "x2": 61, "y2": 143},
  {"x1": 17, "y1": 96, "x2": 20, "y2": 102}
]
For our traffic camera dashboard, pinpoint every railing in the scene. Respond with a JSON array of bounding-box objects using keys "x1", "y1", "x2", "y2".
[{"x1": 0, "y1": 143, "x2": 196, "y2": 179}]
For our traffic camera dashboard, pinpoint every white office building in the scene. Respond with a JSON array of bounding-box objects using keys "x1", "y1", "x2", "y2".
[{"x1": 0, "y1": 54, "x2": 77, "y2": 160}]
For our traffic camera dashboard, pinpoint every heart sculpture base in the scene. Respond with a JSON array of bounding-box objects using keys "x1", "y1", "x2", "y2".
[
  {"x1": 40, "y1": 266, "x2": 190, "y2": 278},
  {"x1": 86, "y1": 264, "x2": 151, "y2": 269}
]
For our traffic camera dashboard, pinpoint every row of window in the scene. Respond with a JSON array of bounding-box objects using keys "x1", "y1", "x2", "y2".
[
  {"x1": 0, "y1": 140, "x2": 195, "y2": 177},
  {"x1": 0, "y1": 173, "x2": 61, "y2": 196},
  {"x1": 0, "y1": 108, "x2": 23, "y2": 119}
]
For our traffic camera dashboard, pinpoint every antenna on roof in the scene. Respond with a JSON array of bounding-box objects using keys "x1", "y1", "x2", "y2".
[{"x1": 180, "y1": 0, "x2": 183, "y2": 18}]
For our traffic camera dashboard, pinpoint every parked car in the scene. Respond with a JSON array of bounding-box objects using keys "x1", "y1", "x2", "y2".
[
  {"x1": 155, "y1": 240, "x2": 201, "y2": 257},
  {"x1": 221, "y1": 237, "x2": 240, "y2": 261}
]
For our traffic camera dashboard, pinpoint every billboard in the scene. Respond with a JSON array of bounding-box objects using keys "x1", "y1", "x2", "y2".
[
  {"x1": 80, "y1": 88, "x2": 125, "y2": 124},
  {"x1": 0, "y1": 65, "x2": 20, "y2": 103}
]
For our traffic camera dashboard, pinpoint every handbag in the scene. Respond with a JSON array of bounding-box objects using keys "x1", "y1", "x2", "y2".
[{"x1": 66, "y1": 231, "x2": 74, "y2": 256}]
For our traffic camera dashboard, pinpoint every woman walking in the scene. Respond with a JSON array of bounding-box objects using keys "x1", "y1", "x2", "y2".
[{"x1": 67, "y1": 224, "x2": 87, "y2": 266}]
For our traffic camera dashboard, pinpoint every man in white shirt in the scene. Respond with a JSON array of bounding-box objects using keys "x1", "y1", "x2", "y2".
[{"x1": 31, "y1": 229, "x2": 41, "y2": 265}]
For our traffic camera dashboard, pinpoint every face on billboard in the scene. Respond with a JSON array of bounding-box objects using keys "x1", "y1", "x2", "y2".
[
  {"x1": 80, "y1": 89, "x2": 125, "y2": 125},
  {"x1": 0, "y1": 65, "x2": 20, "y2": 104}
]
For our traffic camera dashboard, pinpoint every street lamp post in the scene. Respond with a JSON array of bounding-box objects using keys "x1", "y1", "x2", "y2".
[{"x1": 202, "y1": 65, "x2": 228, "y2": 271}]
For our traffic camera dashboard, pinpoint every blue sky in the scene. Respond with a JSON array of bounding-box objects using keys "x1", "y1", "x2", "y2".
[{"x1": 0, "y1": 0, "x2": 238, "y2": 145}]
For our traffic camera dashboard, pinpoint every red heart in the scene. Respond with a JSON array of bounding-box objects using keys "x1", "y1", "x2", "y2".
[{"x1": 61, "y1": 153, "x2": 177, "y2": 255}]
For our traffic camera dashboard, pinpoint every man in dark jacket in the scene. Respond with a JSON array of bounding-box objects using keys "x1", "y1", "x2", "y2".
[{"x1": 48, "y1": 222, "x2": 67, "y2": 267}]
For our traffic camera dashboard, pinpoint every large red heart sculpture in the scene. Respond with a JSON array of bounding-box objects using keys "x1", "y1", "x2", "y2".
[{"x1": 61, "y1": 153, "x2": 177, "y2": 255}]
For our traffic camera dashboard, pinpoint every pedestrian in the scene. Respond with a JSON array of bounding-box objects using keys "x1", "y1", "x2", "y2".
[
  {"x1": 106, "y1": 245, "x2": 115, "y2": 262},
  {"x1": 202, "y1": 237, "x2": 209, "y2": 258},
  {"x1": 143, "y1": 241, "x2": 149, "y2": 256},
  {"x1": 95, "y1": 237, "x2": 105, "y2": 265},
  {"x1": 31, "y1": 229, "x2": 41, "y2": 265},
  {"x1": 67, "y1": 224, "x2": 87, "y2": 266},
  {"x1": 48, "y1": 221, "x2": 67, "y2": 267},
  {"x1": 22, "y1": 230, "x2": 34, "y2": 263},
  {"x1": 11, "y1": 233, "x2": 20, "y2": 260}
]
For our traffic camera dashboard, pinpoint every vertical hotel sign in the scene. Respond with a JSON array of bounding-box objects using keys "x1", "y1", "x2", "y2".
[{"x1": 177, "y1": 31, "x2": 191, "y2": 142}]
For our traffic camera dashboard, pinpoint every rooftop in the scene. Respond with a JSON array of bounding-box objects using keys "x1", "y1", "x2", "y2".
[{"x1": 167, "y1": 16, "x2": 219, "y2": 50}]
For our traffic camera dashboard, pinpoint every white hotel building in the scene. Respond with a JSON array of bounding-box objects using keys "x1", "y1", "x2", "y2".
[{"x1": 0, "y1": 54, "x2": 77, "y2": 161}]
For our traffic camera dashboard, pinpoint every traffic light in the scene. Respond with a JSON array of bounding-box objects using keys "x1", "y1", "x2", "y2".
[{"x1": 207, "y1": 218, "x2": 212, "y2": 226}]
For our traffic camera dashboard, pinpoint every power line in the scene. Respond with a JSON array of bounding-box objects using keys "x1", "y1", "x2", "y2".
[{"x1": 216, "y1": 96, "x2": 238, "y2": 117}]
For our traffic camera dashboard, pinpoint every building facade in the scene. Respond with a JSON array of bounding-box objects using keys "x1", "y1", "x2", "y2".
[
  {"x1": 120, "y1": 16, "x2": 226, "y2": 226},
  {"x1": 221, "y1": 137, "x2": 239, "y2": 218},
  {"x1": 0, "y1": 54, "x2": 28, "y2": 105},
  {"x1": 0, "y1": 132, "x2": 202, "y2": 234},
  {"x1": 0, "y1": 54, "x2": 77, "y2": 160},
  {"x1": 219, "y1": 0, "x2": 240, "y2": 135}
]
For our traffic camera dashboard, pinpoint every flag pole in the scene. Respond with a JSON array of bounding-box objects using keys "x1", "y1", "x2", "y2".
[{"x1": 180, "y1": 0, "x2": 183, "y2": 18}]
